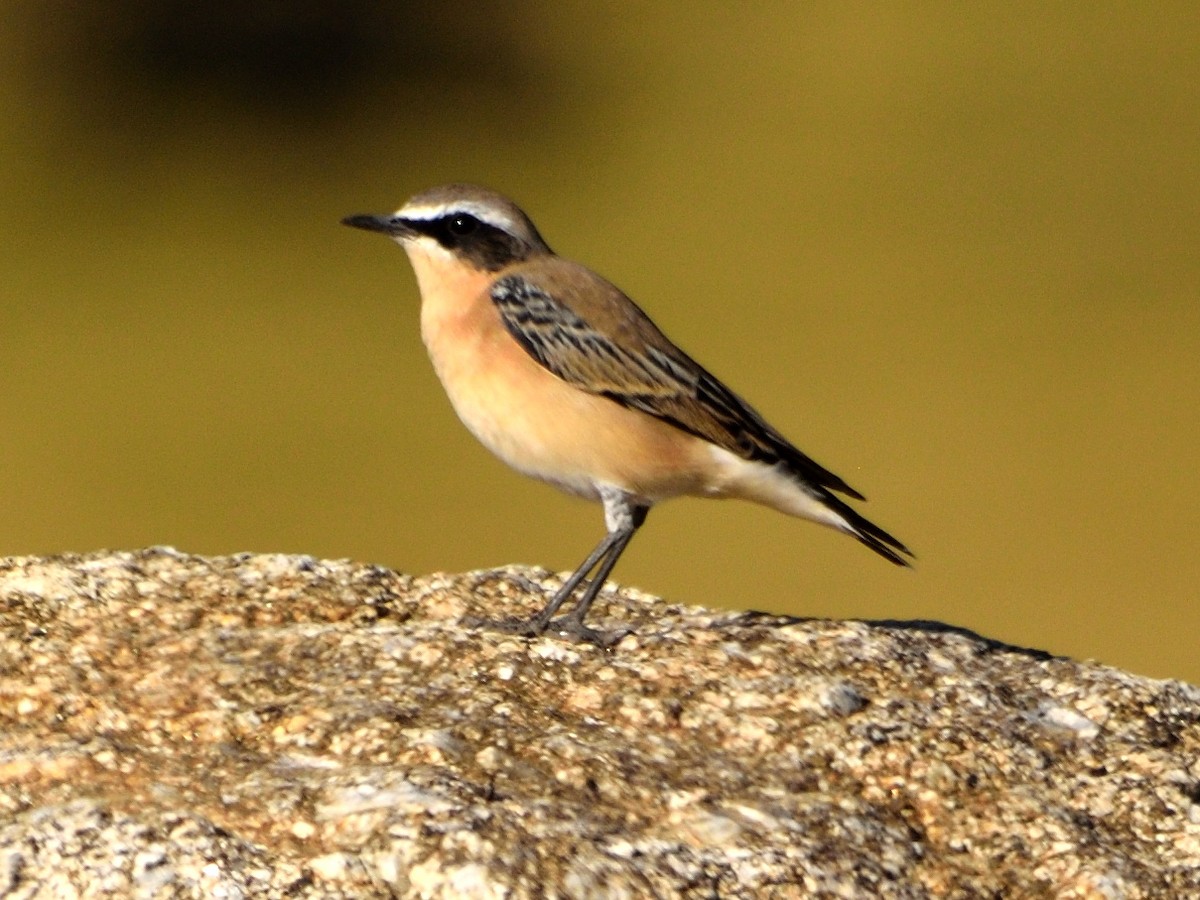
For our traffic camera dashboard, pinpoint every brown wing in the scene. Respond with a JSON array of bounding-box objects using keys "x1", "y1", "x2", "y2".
[{"x1": 490, "y1": 259, "x2": 866, "y2": 500}]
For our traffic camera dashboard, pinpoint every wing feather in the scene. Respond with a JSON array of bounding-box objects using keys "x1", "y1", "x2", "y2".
[{"x1": 490, "y1": 264, "x2": 866, "y2": 500}]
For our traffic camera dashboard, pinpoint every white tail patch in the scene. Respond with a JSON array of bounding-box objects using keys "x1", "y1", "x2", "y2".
[{"x1": 704, "y1": 445, "x2": 851, "y2": 533}]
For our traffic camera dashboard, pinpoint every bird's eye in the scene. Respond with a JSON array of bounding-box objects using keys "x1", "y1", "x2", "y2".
[{"x1": 446, "y1": 214, "x2": 479, "y2": 237}]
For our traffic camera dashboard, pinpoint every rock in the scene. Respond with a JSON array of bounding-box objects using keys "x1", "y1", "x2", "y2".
[{"x1": 1, "y1": 548, "x2": 1198, "y2": 897}]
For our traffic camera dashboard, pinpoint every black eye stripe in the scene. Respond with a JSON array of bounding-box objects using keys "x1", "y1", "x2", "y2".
[
  {"x1": 401, "y1": 211, "x2": 533, "y2": 271},
  {"x1": 402, "y1": 213, "x2": 487, "y2": 242}
]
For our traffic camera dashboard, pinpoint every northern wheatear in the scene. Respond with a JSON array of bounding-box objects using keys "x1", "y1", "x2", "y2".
[{"x1": 343, "y1": 184, "x2": 911, "y2": 643}]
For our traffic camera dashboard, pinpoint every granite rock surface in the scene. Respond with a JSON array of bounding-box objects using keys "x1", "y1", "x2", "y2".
[{"x1": 1, "y1": 548, "x2": 1199, "y2": 898}]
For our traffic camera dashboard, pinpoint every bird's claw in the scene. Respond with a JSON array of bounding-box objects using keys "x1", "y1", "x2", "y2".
[{"x1": 475, "y1": 614, "x2": 631, "y2": 647}]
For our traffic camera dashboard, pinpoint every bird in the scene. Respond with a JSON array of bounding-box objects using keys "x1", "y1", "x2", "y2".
[{"x1": 342, "y1": 184, "x2": 911, "y2": 643}]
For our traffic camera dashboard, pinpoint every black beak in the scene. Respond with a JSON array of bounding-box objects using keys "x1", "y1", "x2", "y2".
[{"x1": 341, "y1": 213, "x2": 413, "y2": 237}]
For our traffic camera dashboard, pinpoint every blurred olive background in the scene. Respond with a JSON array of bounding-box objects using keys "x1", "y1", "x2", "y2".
[{"x1": 2, "y1": 4, "x2": 1197, "y2": 681}]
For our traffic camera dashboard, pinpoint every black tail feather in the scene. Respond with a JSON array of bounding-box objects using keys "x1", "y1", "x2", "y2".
[{"x1": 824, "y1": 491, "x2": 914, "y2": 566}]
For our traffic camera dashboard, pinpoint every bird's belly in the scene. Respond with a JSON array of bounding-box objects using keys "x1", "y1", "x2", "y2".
[{"x1": 424, "y1": 311, "x2": 712, "y2": 504}]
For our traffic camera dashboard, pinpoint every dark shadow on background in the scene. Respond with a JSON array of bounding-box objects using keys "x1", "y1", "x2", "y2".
[{"x1": 17, "y1": 1, "x2": 572, "y2": 128}]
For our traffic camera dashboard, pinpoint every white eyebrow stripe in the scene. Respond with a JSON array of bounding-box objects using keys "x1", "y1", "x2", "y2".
[{"x1": 395, "y1": 200, "x2": 524, "y2": 236}]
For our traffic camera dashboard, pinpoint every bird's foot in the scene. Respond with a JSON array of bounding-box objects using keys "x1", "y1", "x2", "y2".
[
  {"x1": 470, "y1": 614, "x2": 631, "y2": 648},
  {"x1": 543, "y1": 613, "x2": 633, "y2": 648}
]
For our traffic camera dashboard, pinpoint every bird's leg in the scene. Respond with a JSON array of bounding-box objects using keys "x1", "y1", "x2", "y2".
[
  {"x1": 525, "y1": 489, "x2": 649, "y2": 644},
  {"x1": 483, "y1": 528, "x2": 622, "y2": 639},
  {"x1": 521, "y1": 529, "x2": 623, "y2": 633},
  {"x1": 551, "y1": 524, "x2": 640, "y2": 644}
]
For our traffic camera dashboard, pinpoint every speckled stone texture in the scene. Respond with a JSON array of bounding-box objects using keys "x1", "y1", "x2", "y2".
[{"x1": 1, "y1": 548, "x2": 1198, "y2": 898}]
